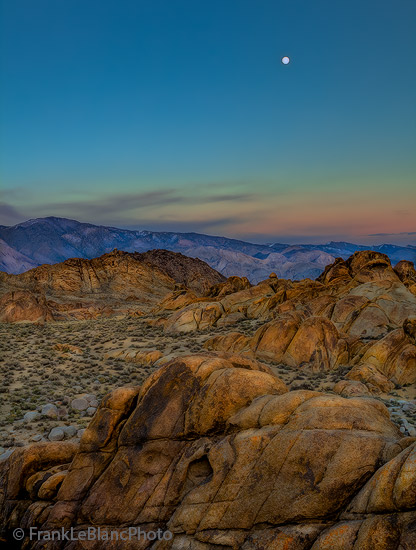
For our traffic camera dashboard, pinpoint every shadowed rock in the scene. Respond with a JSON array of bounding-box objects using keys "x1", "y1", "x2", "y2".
[
  {"x1": 1, "y1": 354, "x2": 414, "y2": 549},
  {"x1": 394, "y1": 259, "x2": 416, "y2": 295}
]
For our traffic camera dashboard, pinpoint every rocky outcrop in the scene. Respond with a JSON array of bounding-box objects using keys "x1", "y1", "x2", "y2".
[
  {"x1": 347, "y1": 317, "x2": 416, "y2": 391},
  {"x1": 394, "y1": 259, "x2": 416, "y2": 294},
  {"x1": 319, "y1": 251, "x2": 397, "y2": 284},
  {"x1": 0, "y1": 250, "x2": 225, "y2": 322},
  {"x1": 153, "y1": 288, "x2": 201, "y2": 312},
  {"x1": 328, "y1": 280, "x2": 416, "y2": 339},
  {"x1": 134, "y1": 249, "x2": 226, "y2": 294},
  {"x1": 311, "y1": 441, "x2": 416, "y2": 549},
  {"x1": 164, "y1": 302, "x2": 225, "y2": 333},
  {"x1": 205, "y1": 275, "x2": 252, "y2": 298},
  {"x1": 1, "y1": 354, "x2": 414, "y2": 549},
  {"x1": 162, "y1": 281, "x2": 278, "y2": 333},
  {"x1": 204, "y1": 332, "x2": 251, "y2": 354},
  {"x1": 0, "y1": 290, "x2": 54, "y2": 323},
  {"x1": 251, "y1": 314, "x2": 349, "y2": 372},
  {"x1": 160, "y1": 253, "x2": 416, "y2": 340},
  {"x1": 154, "y1": 251, "x2": 416, "y2": 390}
]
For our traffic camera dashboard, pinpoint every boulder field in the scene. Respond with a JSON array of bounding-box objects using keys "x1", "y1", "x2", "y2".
[
  {"x1": 1, "y1": 250, "x2": 416, "y2": 548},
  {"x1": 183, "y1": 251, "x2": 416, "y2": 392},
  {"x1": 0, "y1": 354, "x2": 414, "y2": 549}
]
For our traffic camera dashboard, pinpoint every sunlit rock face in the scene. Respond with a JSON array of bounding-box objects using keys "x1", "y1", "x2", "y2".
[
  {"x1": 162, "y1": 252, "x2": 416, "y2": 392},
  {"x1": 0, "y1": 249, "x2": 225, "y2": 321},
  {"x1": 1, "y1": 250, "x2": 416, "y2": 549},
  {"x1": 1, "y1": 354, "x2": 414, "y2": 550}
]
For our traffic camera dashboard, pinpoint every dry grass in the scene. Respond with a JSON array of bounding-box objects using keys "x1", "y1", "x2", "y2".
[{"x1": 1, "y1": 315, "x2": 415, "y2": 450}]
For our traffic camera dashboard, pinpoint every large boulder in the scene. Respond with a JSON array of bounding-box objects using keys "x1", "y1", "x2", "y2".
[
  {"x1": 347, "y1": 318, "x2": 416, "y2": 390},
  {"x1": 316, "y1": 251, "x2": 398, "y2": 287},
  {"x1": 345, "y1": 281, "x2": 416, "y2": 327},
  {"x1": 219, "y1": 281, "x2": 277, "y2": 316},
  {"x1": 0, "y1": 290, "x2": 54, "y2": 323},
  {"x1": 311, "y1": 442, "x2": 416, "y2": 549},
  {"x1": 331, "y1": 295, "x2": 389, "y2": 338},
  {"x1": 394, "y1": 260, "x2": 416, "y2": 294},
  {"x1": 317, "y1": 257, "x2": 353, "y2": 285},
  {"x1": 205, "y1": 276, "x2": 252, "y2": 298},
  {"x1": 0, "y1": 441, "x2": 78, "y2": 506},
  {"x1": 153, "y1": 288, "x2": 200, "y2": 312},
  {"x1": 1, "y1": 354, "x2": 413, "y2": 550},
  {"x1": 333, "y1": 379, "x2": 371, "y2": 397},
  {"x1": 346, "y1": 250, "x2": 398, "y2": 283},
  {"x1": 327, "y1": 278, "x2": 416, "y2": 339},
  {"x1": 204, "y1": 332, "x2": 251, "y2": 354},
  {"x1": 164, "y1": 302, "x2": 225, "y2": 333},
  {"x1": 251, "y1": 314, "x2": 349, "y2": 371}
]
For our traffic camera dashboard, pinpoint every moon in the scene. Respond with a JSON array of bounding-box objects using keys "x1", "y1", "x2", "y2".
[{"x1": 281, "y1": 56, "x2": 290, "y2": 65}]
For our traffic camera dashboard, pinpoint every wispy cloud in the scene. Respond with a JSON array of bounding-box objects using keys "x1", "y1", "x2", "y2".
[
  {"x1": 2, "y1": 186, "x2": 415, "y2": 247},
  {"x1": 25, "y1": 189, "x2": 255, "y2": 216},
  {"x1": 0, "y1": 188, "x2": 257, "y2": 229},
  {"x1": 121, "y1": 216, "x2": 250, "y2": 234},
  {"x1": 32, "y1": 190, "x2": 183, "y2": 218},
  {"x1": 0, "y1": 202, "x2": 24, "y2": 225},
  {"x1": 207, "y1": 193, "x2": 255, "y2": 202},
  {"x1": 368, "y1": 231, "x2": 416, "y2": 236}
]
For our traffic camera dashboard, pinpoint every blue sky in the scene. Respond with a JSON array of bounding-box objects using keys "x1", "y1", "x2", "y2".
[{"x1": 1, "y1": 0, "x2": 415, "y2": 244}]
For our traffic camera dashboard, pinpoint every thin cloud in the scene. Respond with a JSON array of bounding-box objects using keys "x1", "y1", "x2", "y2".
[
  {"x1": 206, "y1": 193, "x2": 255, "y2": 202},
  {"x1": 31, "y1": 190, "x2": 182, "y2": 218},
  {"x1": 121, "y1": 216, "x2": 250, "y2": 234},
  {"x1": 0, "y1": 202, "x2": 24, "y2": 225},
  {"x1": 368, "y1": 231, "x2": 416, "y2": 236},
  {"x1": 11, "y1": 188, "x2": 257, "y2": 222}
]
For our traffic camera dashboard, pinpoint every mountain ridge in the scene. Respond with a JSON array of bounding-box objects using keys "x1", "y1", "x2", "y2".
[{"x1": 1, "y1": 216, "x2": 415, "y2": 283}]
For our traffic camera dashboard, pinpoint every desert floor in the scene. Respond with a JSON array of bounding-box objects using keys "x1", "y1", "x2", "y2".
[{"x1": 1, "y1": 316, "x2": 415, "y2": 455}]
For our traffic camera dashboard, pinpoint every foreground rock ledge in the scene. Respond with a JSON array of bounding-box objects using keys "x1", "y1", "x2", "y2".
[{"x1": 0, "y1": 354, "x2": 415, "y2": 550}]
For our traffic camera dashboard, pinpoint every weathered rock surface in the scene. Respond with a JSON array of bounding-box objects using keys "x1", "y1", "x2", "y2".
[
  {"x1": 164, "y1": 302, "x2": 225, "y2": 333},
  {"x1": 153, "y1": 288, "x2": 201, "y2": 312},
  {"x1": 251, "y1": 314, "x2": 349, "y2": 372},
  {"x1": 1, "y1": 249, "x2": 416, "y2": 548},
  {"x1": 333, "y1": 379, "x2": 371, "y2": 397},
  {"x1": 1, "y1": 354, "x2": 414, "y2": 549},
  {"x1": 0, "y1": 249, "x2": 225, "y2": 322},
  {"x1": 205, "y1": 275, "x2": 252, "y2": 298},
  {"x1": 0, "y1": 290, "x2": 54, "y2": 323},
  {"x1": 155, "y1": 251, "x2": 416, "y2": 389},
  {"x1": 348, "y1": 318, "x2": 416, "y2": 391},
  {"x1": 394, "y1": 259, "x2": 416, "y2": 294},
  {"x1": 204, "y1": 331, "x2": 251, "y2": 354},
  {"x1": 134, "y1": 249, "x2": 226, "y2": 294},
  {"x1": 317, "y1": 250, "x2": 399, "y2": 286}
]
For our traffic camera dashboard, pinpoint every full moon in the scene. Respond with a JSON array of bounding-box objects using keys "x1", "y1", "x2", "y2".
[{"x1": 281, "y1": 56, "x2": 290, "y2": 65}]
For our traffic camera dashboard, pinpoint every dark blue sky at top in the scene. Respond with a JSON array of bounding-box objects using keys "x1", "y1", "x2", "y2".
[{"x1": 0, "y1": 0, "x2": 415, "y2": 243}]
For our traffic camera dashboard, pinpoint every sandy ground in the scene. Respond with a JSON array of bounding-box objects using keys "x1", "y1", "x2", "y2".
[{"x1": 1, "y1": 316, "x2": 415, "y2": 454}]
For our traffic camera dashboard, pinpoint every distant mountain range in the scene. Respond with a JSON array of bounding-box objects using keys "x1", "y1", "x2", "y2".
[{"x1": 1, "y1": 217, "x2": 415, "y2": 283}]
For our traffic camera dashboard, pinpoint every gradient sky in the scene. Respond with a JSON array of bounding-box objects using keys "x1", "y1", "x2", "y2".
[{"x1": 1, "y1": 0, "x2": 415, "y2": 244}]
